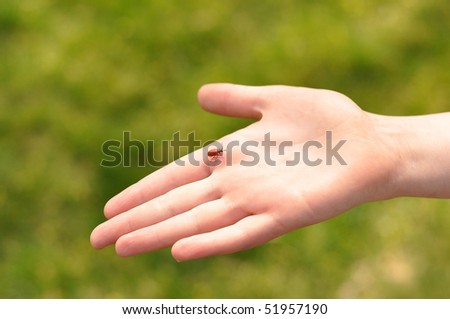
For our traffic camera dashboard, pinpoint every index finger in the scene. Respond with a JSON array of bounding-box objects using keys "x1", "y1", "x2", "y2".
[{"x1": 104, "y1": 148, "x2": 211, "y2": 218}]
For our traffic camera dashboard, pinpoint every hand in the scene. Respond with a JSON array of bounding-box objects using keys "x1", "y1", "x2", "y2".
[{"x1": 90, "y1": 83, "x2": 436, "y2": 261}]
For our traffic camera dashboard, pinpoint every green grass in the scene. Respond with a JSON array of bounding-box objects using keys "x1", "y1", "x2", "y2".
[{"x1": 0, "y1": 0, "x2": 449, "y2": 298}]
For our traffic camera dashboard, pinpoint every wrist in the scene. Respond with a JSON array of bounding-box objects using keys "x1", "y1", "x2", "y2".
[{"x1": 373, "y1": 112, "x2": 450, "y2": 199}]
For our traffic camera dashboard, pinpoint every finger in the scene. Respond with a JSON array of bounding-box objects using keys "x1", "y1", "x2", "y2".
[
  {"x1": 104, "y1": 148, "x2": 211, "y2": 218},
  {"x1": 91, "y1": 178, "x2": 218, "y2": 249},
  {"x1": 171, "y1": 214, "x2": 283, "y2": 261},
  {"x1": 114, "y1": 198, "x2": 247, "y2": 257},
  {"x1": 197, "y1": 83, "x2": 265, "y2": 120}
]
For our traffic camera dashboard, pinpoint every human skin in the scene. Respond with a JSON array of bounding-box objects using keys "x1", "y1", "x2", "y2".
[{"x1": 90, "y1": 84, "x2": 450, "y2": 261}]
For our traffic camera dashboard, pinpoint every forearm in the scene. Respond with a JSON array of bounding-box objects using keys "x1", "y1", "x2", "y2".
[{"x1": 376, "y1": 112, "x2": 450, "y2": 199}]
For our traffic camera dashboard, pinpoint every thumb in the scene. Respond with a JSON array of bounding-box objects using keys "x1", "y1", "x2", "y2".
[{"x1": 197, "y1": 83, "x2": 265, "y2": 120}]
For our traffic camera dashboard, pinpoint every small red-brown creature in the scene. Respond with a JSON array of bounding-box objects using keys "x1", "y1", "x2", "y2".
[{"x1": 207, "y1": 148, "x2": 223, "y2": 160}]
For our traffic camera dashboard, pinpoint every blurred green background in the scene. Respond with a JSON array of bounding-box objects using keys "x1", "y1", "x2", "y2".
[{"x1": 0, "y1": 0, "x2": 449, "y2": 298}]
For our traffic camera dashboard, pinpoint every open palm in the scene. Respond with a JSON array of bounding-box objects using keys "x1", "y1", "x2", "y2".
[{"x1": 91, "y1": 84, "x2": 398, "y2": 261}]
